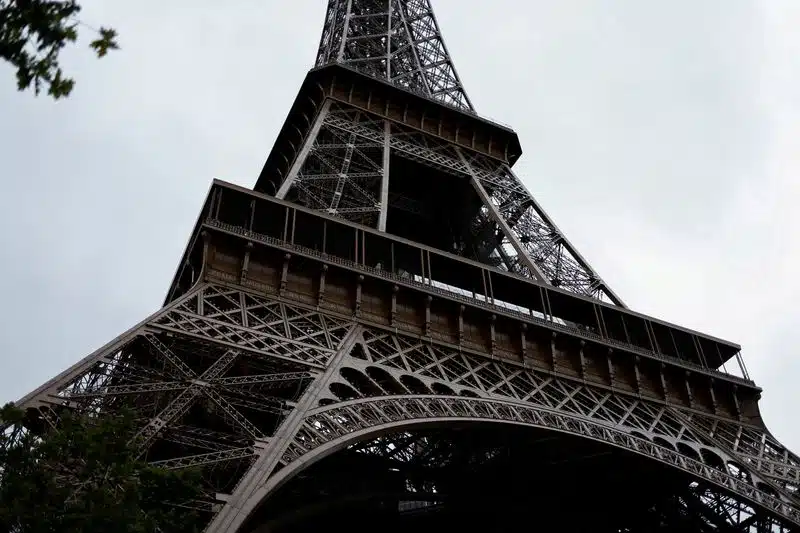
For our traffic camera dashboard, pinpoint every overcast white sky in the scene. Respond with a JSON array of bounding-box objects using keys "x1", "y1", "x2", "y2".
[{"x1": 0, "y1": 1, "x2": 798, "y2": 452}]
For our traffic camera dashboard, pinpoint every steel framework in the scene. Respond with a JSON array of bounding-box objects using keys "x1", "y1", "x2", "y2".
[
  {"x1": 4, "y1": 1, "x2": 799, "y2": 532},
  {"x1": 10, "y1": 279, "x2": 800, "y2": 531},
  {"x1": 274, "y1": 0, "x2": 625, "y2": 306},
  {"x1": 315, "y1": 0, "x2": 473, "y2": 111},
  {"x1": 273, "y1": 98, "x2": 624, "y2": 305}
]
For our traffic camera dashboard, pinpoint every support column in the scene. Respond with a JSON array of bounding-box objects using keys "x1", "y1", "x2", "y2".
[
  {"x1": 205, "y1": 325, "x2": 364, "y2": 533},
  {"x1": 275, "y1": 100, "x2": 333, "y2": 199},
  {"x1": 378, "y1": 120, "x2": 391, "y2": 232},
  {"x1": 456, "y1": 148, "x2": 548, "y2": 283}
]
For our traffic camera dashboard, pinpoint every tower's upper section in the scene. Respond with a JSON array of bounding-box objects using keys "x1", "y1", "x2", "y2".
[{"x1": 314, "y1": 0, "x2": 474, "y2": 112}]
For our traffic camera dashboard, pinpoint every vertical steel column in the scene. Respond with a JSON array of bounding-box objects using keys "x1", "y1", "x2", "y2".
[
  {"x1": 378, "y1": 121, "x2": 391, "y2": 231},
  {"x1": 335, "y1": 0, "x2": 354, "y2": 62},
  {"x1": 385, "y1": 0, "x2": 392, "y2": 80}
]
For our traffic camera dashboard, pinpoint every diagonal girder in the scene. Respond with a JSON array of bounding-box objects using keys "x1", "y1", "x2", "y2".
[
  {"x1": 277, "y1": 103, "x2": 387, "y2": 228},
  {"x1": 129, "y1": 346, "x2": 242, "y2": 454},
  {"x1": 149, "y1": 446, "x2": 257, "y2": 470}
]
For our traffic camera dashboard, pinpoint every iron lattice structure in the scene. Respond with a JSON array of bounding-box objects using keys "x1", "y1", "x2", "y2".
[
  {"x1": 315, "y1": 0, "x2": 474, "y2": 111},
  {"x1": 296, "y1": 0, "x2": 624, "y2": 305},
  {"x1": 5, "y1": 1, "x2": 800, "y2": 532}
]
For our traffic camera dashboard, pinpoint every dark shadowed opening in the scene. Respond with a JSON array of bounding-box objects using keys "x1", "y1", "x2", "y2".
[{"x1": 239, "y1": 424, "x2": 783, "y2": 533}]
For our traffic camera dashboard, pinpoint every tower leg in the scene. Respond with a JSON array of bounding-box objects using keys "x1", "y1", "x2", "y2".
[
  {"x1": 205, "y1": 326, "x2": 363, "y2": 533},
  {"x1": 275, "y1": 102, "x2": 387, "y2": 229}
]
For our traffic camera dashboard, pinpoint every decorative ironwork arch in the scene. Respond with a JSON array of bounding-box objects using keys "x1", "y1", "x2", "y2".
[{"x1": 228, "y1": 395, "x2": 800, "y2": 531}]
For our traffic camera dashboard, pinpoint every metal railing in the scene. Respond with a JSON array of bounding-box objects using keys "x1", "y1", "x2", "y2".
[{"x1": 204, "y1": 218, "x2": 755, "y2": 388}]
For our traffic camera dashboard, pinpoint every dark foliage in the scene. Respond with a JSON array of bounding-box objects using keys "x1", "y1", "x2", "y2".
[
  {"x1": 0, "y1": 0, "x2": 118, "y2": 98},
  {"x1": 0, "y1": 403, "x2": 205, "y2": 533}
]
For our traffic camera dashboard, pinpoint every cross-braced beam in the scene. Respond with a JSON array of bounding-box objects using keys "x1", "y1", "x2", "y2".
[{"x1": 277, "y1": 100, "x2": 623, "y2": 305}]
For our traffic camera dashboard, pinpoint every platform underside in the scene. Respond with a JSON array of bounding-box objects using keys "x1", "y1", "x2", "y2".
[{"x1": 248, "y1": 425, "x2": 788, "y2": 533}]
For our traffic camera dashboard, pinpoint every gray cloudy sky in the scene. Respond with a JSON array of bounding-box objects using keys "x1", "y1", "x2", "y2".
[{"x1": 0, "y1": 1, "x2": 798, "y2": 452}]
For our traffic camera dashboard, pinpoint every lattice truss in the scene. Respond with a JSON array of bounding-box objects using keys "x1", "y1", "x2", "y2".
[
  {"x1": 279, "y1": 101, "x2": 622, "y2": 305},
  {"x1": 271, "y1": 326, "x2": 800, "y2": 530},
  {"x1": 9, "y1": 285, "x2": 799, "y2": 530},
  {"x1": 460, "y1": 150, "x2": 624, "y2": 305},
  {"x1": 4, "y1": 284, "x2": 356, "y2": 514},
  {"x1": 282, "y1": 103, "x2": 386, "y2": 228},
  {"x1": 315, "y1": 0, "x2": 473, "y2": 111}
]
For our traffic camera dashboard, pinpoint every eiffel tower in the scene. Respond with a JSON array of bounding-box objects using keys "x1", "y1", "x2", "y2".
[{"x1": 7, "y1": 1, "x2": 800, "y2": 531}]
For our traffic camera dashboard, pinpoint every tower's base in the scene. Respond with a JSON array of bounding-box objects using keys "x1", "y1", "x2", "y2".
[{"x1": 11, "y1": 179, "x2": 800, "y2": 532}]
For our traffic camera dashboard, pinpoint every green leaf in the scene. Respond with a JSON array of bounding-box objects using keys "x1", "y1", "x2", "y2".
[
  {"x1": 90, "y1": 27, "x2": 120, "y2": 58},
  {"x1": 0, "y1": 407, "x2": 204, "y2": 532},
  {"x1": 0, "y1": 0, "x2": 119, "y2": 99}
]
